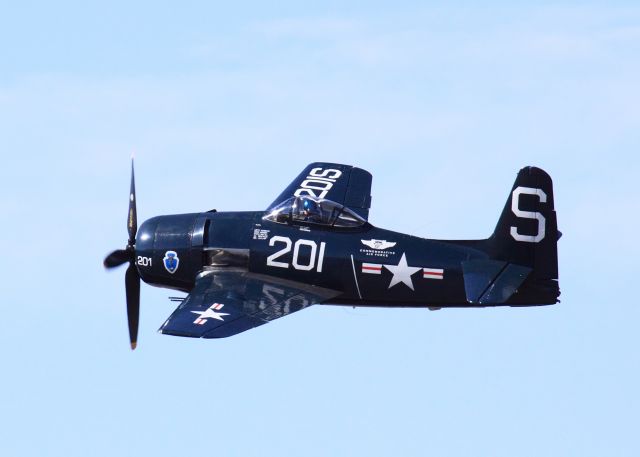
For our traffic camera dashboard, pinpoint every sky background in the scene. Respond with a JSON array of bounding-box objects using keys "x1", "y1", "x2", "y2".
[{"x1": 1, "y1": 1, "x2": 639, "y2": 456}]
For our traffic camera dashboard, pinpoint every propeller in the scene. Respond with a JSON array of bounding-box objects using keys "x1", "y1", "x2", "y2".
[{"x1": 104, "y1": 159, "x2": 140, "y2": 350}]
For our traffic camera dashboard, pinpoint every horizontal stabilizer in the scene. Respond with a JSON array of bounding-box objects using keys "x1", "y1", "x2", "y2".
[{"x1": 462, "y1": 260, "x2": 532, "y2": 304}]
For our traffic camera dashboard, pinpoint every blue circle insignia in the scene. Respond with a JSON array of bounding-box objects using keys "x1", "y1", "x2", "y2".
[{"x1": 163, "y1": 251, "x2": 180, "y2": 274}]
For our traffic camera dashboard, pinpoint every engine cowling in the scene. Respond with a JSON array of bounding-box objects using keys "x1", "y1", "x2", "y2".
[{"x1": 135, "y1": 213, "x2": 205, "y2": 291}]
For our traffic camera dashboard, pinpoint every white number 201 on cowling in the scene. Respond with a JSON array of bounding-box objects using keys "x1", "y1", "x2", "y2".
[
  {"x1": 267, "y1": 236, "x2": 326, "y2": 272},
  {"x1": 510, "y1": 186, "x2": 547, "y2": 243}
]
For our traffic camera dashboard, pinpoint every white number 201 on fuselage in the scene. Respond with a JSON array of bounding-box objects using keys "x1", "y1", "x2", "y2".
[{"x1": 266, "y1": 236, "x2": 327, "y2": 272}]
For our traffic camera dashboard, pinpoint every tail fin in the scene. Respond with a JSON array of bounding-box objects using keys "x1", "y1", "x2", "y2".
[
  {"x1": 462, "y1": 167, "x2": 560, "y2": 306},
  {"x1": 489, "y1": 166, "x2": 559, "y2": 280}
]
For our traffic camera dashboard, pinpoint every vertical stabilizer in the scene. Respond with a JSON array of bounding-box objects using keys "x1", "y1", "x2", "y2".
[{"x1": 488, "y1": 166, "x2": 559, "y2": 280}]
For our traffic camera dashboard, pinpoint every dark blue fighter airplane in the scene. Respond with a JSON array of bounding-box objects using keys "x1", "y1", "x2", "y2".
[{"x1": 104, "y1": 162, "x2": 560, "y2": 349}]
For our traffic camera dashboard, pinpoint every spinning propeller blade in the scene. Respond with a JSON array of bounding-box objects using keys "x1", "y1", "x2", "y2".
[
  {"x1": 128, "y1": 160, "x2": 137, "y2": 247},
  {"x1": 125, "y1": 263, "x2": 140, "y2": 350},
  {"x1": 103, "y1": 158, "x2": 141, "y2": 350},
  {"x1": 103, "y1": 249, "x2": 130, "y2": 269}
]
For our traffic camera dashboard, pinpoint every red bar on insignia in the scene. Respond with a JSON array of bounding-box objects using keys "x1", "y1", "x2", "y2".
[
  {"x1": 214, "y1": 303, "x2": 223, "y2": 310},
  {"x1": 362, "y1": 263, "x2": 382, "y2": 274},
  {"x1": 423, "y1": 268, "x2": 444, "y2": 279}
]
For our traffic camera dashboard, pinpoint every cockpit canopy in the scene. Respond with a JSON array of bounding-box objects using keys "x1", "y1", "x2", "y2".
[{"x1": 263, "y1": 196, "x2": 367, "y2": 228}]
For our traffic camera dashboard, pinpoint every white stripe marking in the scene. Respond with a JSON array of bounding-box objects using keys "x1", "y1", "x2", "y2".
[
  {"x1": 423, "y1": 268, "x2": 444, "y2": 280},
  {"x1": 350, "y1": 255, "x2": 363, "y2": 299},
  {"x1": 362, "y1": 263, "x2": 383, "y2": 274}
]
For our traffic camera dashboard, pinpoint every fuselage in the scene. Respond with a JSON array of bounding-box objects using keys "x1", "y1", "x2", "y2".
[{"x1": 135, "y1": 210, "x2": 494, "y2": 308}]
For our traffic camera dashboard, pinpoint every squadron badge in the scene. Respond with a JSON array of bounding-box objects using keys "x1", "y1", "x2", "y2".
[{"x1": 163, "y1": 251, "x2": 180, "y2": 274}]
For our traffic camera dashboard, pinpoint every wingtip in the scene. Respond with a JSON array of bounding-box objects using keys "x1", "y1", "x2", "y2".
[{"x1": 130, "y1": 342, "x2": 137, "y2": 350}]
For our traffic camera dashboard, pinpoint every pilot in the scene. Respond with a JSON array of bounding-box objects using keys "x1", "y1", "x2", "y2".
[{"x1": 298, "y1": 198, "x2": 323, "y2": 223}]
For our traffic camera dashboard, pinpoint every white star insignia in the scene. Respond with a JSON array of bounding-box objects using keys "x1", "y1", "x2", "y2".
[
  {"x1": 384, "y1": 253, "x2": 422, "y2": 290},
  {"x1": 191, "y1": 303, "x2": 230, "y2": 324}
]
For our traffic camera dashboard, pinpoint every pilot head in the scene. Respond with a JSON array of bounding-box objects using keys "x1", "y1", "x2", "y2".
[{"x1": 303, "y1": 198, "x2": 315, "y2": 212}]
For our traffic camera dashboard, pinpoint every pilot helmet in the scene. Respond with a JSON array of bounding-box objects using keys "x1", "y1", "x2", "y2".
[{"x1": 302, "y1": 197, "x2": 318, "y2": 213}]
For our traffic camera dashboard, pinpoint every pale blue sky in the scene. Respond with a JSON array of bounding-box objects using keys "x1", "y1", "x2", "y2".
[{"x1": 1, "y1": 2, "x2": 639, "y2": 456}]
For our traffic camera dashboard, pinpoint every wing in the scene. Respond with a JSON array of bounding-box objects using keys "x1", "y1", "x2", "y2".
[
  {"x1": 159, "y1": 269, "x2": 340, "y2": 339},
  {"x1": 268, "y1": 162, "x2": 372, "y2": 219}
]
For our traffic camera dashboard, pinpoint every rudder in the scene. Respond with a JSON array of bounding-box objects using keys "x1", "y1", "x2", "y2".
[{"x1": 467, "y1": 166, "x2": 561, "y2": 305}]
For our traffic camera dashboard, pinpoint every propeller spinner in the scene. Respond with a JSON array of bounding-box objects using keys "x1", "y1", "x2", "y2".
[{"x1": 104, "y1": 159, "x2": 140, "y2": 350}]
